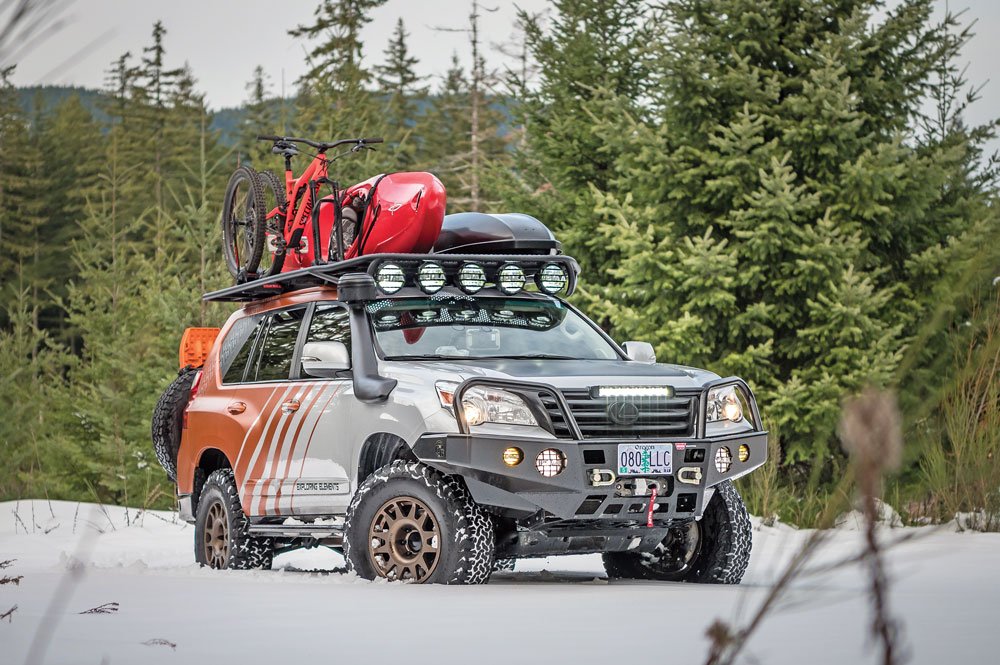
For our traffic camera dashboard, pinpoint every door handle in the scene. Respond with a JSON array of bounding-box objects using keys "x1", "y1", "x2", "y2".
[
  {"x1": 227, "y1": 401, "x2": 247, "y2": 415},
  {"x1": 281, "y1": 399, "x2": 301, "y2": 414}
]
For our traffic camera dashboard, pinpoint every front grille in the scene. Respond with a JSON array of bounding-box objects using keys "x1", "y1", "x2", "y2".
[{"x1": 539, "y1": 389, "x2": 697, "y2": 439}]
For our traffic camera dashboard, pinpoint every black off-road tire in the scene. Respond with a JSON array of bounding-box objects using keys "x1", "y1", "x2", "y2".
[
  {"x1": 493, "y1": 558, "x2": 516, "y2": 573},
  {"x1": 603, "y1": 480, "x2": 751, "y2": 584},
  {"x1": 221, "y1": 165, "x2": 267, "y2": 280},
  {"x1": 151, "y1": 367, "x2": 198, "y2": 482},
  {"x1": 256, "y1": 169, "x2": 287, "y2": 277},
  {"x1": 194, "y1": 469, "x2": 273, "y2": 570},
  {"x1": 344, "y1": 461, "x2": 495, "y2": 584}
]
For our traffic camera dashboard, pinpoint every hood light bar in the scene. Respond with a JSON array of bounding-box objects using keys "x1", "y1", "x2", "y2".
[{"x1": 596, "y1": 386, "x2": 675, "y2": 398}]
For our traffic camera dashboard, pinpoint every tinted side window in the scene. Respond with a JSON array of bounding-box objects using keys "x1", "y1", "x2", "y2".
[
  {"x1": 306, "y1": 304, "x2": 351, "y2": 349},
  {"x1": 221, "y1": 315, "x2": 265, "y2": 384},
  {"x1": 251, "y1": 308, "x2": 306, "y2": 382}
]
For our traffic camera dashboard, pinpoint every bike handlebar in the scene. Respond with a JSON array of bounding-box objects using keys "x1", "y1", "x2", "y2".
[{"x1": 256, "y1": 135, "x2": 384, "y2": 151}]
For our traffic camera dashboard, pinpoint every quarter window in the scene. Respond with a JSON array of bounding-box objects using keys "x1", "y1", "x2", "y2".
[
  {"x1": 250, "y1": 308, "x2": 306, "y2": 382},
  {"x1": 221, "y1": 314, "x2": 265, "y2": 384}
]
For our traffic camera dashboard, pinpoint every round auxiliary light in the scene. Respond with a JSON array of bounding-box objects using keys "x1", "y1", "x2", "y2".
[
  {"x1": 375, "y1": 263, "x2": 405, "y2": 294},
  {"x1": 535, "y1": 448, "x2": 566, "y2": 478},
  {"x1": 715, "y1": 446, "x2": 733, "y2": 474},
  {"x1": 536, "y1": 262, "x2": 568, "y2": 294},
  {"x1": 457, "y1": 262, "x2": 486, "y2": 294},
  {"x1": 738, "y1": 444, "x2": 750, "y2": 463},
  {"x1": 497, "y1": 264, "x2": 526, "y2": 295},
  {"x1": 416, "y1": 261, "x2": 446, "y2": 294},
  {"x1": 502, "y1": 447, "x2": 524, "y2": 467}
]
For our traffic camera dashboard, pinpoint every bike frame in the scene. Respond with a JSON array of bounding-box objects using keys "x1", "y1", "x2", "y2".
[{"x1": 260, "y1": 150, "x2": 334, "y2": 266}]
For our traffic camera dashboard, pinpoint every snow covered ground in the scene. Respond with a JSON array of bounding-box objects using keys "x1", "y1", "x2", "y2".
[{"x1": 1, "y1": 500, "x2": 997, "y2": 665}]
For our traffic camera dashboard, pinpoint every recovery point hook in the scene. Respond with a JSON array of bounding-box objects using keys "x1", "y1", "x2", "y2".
[
  {"x1": 588, "y1": 469, "x2": 616, "y2": 487},
  {"x1": 677, "y1": 467, "x2": 703, "y2": 485}
]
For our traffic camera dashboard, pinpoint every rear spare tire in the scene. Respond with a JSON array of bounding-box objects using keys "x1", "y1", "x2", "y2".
[{"x1": 151, "y1": 367, "x2": 198, "y2": 482}]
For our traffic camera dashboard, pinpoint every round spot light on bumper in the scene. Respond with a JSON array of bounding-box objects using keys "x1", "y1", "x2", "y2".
[{"x1": 535, "y1": 448, "x2": 566, "y2": 478}]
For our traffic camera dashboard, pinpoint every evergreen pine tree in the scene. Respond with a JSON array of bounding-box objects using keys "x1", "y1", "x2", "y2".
[
  {"x1": 374, "y1": 18, "x2": 425, "y2": 170},
  {"x1": 502, "y1": 0, "x2": 998, "y2": 466},
  {"x1": 239, "y1": 65, "x2": 276, "y2": 166},
  {"x1": 289, "y1": 0, "x2": 387, "y2": 183}
]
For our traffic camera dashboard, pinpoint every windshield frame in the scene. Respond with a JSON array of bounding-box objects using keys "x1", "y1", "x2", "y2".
[{"x1": 367, "y1": 293, "x2": 628, "y2": 362}]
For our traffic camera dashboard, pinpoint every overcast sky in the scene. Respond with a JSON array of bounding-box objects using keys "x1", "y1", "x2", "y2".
[{"x1": 6, "y1": 0, "x2": 999, "y2": 133}]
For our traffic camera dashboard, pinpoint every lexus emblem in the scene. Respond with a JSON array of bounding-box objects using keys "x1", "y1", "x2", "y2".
[{"x1": 607, "y1": 401, "x2": 640, "y2": 426}]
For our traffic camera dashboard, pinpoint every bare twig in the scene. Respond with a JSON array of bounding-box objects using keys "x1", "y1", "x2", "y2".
[
  {"x1": 142, "y1": 638, "x2": 177, "y2": 650},
  {"x1": 79, "y1": 601, "x2": 119, "y2": 615},
  {"x1": 0, "y1": 605, "x2": 16, "y2": 622},
  {"x1": 1, "y1": 559, "x2": 23, "y2": 586}
]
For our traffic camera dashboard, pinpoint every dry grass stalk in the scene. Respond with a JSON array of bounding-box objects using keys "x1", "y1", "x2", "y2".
[
  {"x1": 1, "y1": 559, "x2": 23, "y2": 586},
  {"x1": 840, "y1": 387, "x2": 905, "y2": 665}
]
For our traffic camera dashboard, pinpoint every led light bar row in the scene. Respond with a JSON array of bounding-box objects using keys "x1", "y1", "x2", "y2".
[{"x1": 373, "y1": 260, "x2": 570, "y2": 296}]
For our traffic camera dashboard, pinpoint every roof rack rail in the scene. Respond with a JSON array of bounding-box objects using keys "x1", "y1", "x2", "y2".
[{"x1": 202, "y1": 253, "x2": 580, "y2": 303}]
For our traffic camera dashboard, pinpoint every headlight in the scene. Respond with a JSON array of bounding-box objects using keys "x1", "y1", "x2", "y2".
[
  {"x1": 707, "y1": 385, "x2": 743, "y2": 423},
  {"x1": 436, "y1": 382, "x2": 539, "y2": 427}
]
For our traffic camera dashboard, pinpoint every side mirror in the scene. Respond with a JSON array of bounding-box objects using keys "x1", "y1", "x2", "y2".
[
  {"x1": 301, "y1": 341, "x2": 351, "y2": 378},
  {"x1": 623, "y1": 341, "x2": 656, "y2": 364}
]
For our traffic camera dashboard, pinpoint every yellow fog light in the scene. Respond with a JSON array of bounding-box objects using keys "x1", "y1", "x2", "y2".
[
  {"x1": 738, "y1": 444, "x2": 750, "y2": 463},
  {"x1": 502, "y1": 447, "x2": 524, "y2": 467}
]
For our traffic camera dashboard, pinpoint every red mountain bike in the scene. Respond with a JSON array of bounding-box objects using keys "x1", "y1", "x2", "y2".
[{"x1": 221, "y1": 135, "x2": 446, "y2": 283}]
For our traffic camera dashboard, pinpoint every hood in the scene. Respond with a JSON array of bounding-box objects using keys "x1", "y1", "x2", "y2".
[{"x1": 381, "y1": 357, "x2": 719, "y2": 391}]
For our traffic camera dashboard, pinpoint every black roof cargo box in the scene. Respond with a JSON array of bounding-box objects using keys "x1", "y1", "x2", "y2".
[{"x1": 433, "y1": 212, "x2": 561, "y2": 255}]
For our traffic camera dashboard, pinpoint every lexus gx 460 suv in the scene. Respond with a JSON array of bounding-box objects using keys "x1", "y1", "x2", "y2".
[{"x1": 153, "y1": 213, "x2": 768, "y2": 584}]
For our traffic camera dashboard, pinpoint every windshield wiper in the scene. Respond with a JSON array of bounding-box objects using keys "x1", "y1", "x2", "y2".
[
  {"x1": 483, "y1": 354, "x2": 578, "y2": 360},
  {"x1": 382, "y1": 354, "x2": 484, "y2": 361}
]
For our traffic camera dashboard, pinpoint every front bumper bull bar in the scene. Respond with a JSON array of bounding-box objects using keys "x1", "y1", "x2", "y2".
[{"x1": 412, "y1": 376, "x2": 768, "y2": 523}]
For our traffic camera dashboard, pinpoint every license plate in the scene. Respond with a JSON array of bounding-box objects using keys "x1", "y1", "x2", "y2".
[{"x1": 617, "y1": 443, "x2": 673, "y2": 476}]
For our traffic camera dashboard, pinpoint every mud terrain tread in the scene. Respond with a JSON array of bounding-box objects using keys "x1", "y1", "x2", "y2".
[
  {"x1": 343, "y1": 461, "x2": 495, "y2": 584},
  {"x1": 699, "y1": 480, "x2": 752, "y2": 584},
  {"x1": 194, "y1": 469, "x2": 273, "y2": 570},
  {"x1": 151, "y1": 367, "x2": 198, "y2": 482}
]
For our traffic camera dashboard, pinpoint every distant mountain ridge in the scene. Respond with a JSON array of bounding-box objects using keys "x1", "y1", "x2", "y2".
[
  {"x1": 15, "y1": 85, "x2": 276, "y2": 146},
  {"x1": 16, "y1": 85, "x2": 514, "y2": 146}
]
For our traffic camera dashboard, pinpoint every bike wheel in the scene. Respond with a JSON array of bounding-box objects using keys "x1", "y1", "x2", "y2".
[
  {"x1": 256, "y1": 170, "x2": 287, "y2": 277},
  {"x1": 221, "y1": 166, "x2": 266, "y2": 280}
]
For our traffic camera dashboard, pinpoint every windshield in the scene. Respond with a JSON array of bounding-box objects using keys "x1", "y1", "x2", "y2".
[{"x1": 368, "y1": 296, "x2": 621, "y2": 361}]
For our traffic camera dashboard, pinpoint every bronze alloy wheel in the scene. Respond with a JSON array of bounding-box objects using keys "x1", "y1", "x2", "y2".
[
  {"x1": 368, "y1": 496, "x2": 441, "y2": 582},
  {"x1": 203, "y1": 499, "x2": 230, "y2": 569}
]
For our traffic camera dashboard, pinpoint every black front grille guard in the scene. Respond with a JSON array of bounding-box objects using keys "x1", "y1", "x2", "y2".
[{"x1": 451, "y1": 376, "x2": 763, "y2": 439}]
